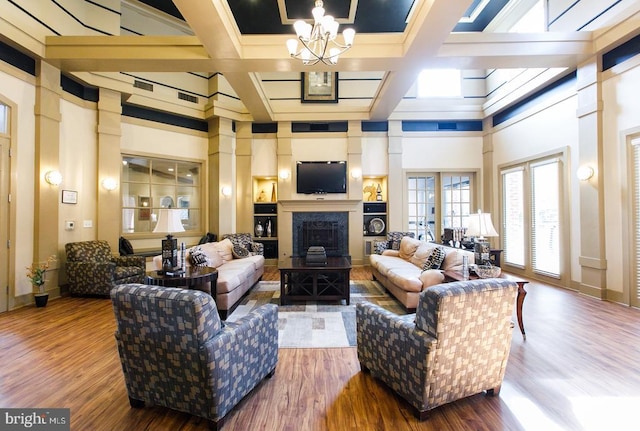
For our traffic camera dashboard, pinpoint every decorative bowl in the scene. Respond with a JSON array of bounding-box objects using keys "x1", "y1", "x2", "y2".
[{"x1": 475, "y1": 265, "x2": 501, "y2": 278}]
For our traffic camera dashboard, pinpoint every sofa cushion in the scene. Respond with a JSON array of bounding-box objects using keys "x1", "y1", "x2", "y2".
[
  {"x1": 386, "y1": 268, "x2": 423, "y2": 292},
  {"x1": 398, "y1": 236, "x2": 422, "y2": 261},
  {"x1": 410, "y1": 242, "x2": 438, "y2": 267},
  {"x1": 422, "y1": 247, "x2": 446, "y2": 271},
  {"x1": 419, "y1": 269, "x2": 445, "y2": 288},
  {"x1": 441, "y1": 247, "x2": 474, "y2": 271},
  {"x1": 198, "y1": 238, "x2": 234, "y2": 263}
]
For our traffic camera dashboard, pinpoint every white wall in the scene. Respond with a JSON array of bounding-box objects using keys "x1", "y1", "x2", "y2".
[
  {"x1": 401, "y1": 135, "x2": 483, "y2": 170},
  {"x1": 59, "y1": 98, "x2": 98, "y2": 247},
  {"x1": 602, "y1": 60, "x2": 640, "y2": 296},
  {"x1": 492, "y1": 91, "x2": 580, "y2": 283}
]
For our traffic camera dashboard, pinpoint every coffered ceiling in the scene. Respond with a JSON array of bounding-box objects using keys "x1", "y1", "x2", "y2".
[{"x1": 44, "y1": 0, "x2": 594, "y2": 122}]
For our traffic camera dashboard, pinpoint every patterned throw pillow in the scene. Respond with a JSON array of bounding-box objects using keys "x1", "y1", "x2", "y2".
[
  {"x1": 387, "y1": 231, "x2": 415, "y2": 251},
  {"x1": 374, "y1": 241, "x2": 388, "y2": 255},
  {"x1": 232, "y1": 244, "x2": 250, "y2": 259},
  {"x1": 189, "y1": 248, "x2": 208, "y2": 267},
  {"x1": 422, "y1": 247, "x2": 446, "y2": 271}
]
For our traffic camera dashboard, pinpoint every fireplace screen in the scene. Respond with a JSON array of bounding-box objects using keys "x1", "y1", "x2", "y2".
[
  {"x1": 293, "y1": 212, "x2": 348, "y2": 257},
  {"x1": 302, "y1": 221, "x2": 339, "y2": 253}
]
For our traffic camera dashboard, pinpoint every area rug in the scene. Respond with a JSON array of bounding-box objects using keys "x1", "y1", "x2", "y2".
[{"x1": 226, "y1": 280, "x2": 408, "y2": 348}]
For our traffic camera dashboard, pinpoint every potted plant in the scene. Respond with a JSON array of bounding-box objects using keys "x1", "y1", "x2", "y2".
[{"x1": 26, "y1": 255, "x2": 56, "y2": 307}]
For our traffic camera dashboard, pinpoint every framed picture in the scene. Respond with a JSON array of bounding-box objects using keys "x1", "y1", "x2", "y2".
[
  {"x1": 61, "y1": 190, "x2": 78, "y2": 204},
  {"x1": 301, "y1": 72, "x2": 338, "y2": 103}
]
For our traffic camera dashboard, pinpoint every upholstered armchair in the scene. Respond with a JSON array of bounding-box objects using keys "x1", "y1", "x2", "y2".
[
  {"x1": 111, "y1": 284, "x2": 278, "y2": 430},
  {"x1": 356, "y1": 278, "x2": 517, "y2": 419},
  {"x1": 65, "y1": 240, "x2": 145, "y2": 296},
  {"x1": 373, "y1": 231, "x2": 415, "y2": 254},
  {"x1": 222, "y1": 233, "x2": 265, "y2": 256}
]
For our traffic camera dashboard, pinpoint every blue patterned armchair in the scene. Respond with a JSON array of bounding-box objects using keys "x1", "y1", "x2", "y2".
[
  {"x1": 356, "y1": 279, "x2": 517, "y2": 419},
  {"x1": 65, "y1": 240, "x2": 145, "y2": 296},
  {"x1": 111, "y1": 284, "x2": 278, "y2": 430}
]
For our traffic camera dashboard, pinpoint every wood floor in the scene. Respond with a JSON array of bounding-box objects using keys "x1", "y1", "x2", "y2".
[{"x1": 1, "y1": 267, "x2": 639, "y2": 430}]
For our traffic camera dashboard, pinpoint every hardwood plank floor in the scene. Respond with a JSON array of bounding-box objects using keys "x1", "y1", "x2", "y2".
[{"x1": 1, "y1": 267, "x2": 639, "y2": 430}]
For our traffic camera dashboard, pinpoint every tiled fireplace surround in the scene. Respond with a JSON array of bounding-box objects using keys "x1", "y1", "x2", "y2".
[{"x1": 278, "y1": 199, "x2": 362, "y2": 263}]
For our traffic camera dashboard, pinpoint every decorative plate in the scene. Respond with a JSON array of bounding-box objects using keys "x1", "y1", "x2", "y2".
[{"x1": 369, "y1": 217, "x2": 385, "y2": 235}]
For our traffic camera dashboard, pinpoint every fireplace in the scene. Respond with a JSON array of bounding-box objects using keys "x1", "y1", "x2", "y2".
[{"x1": 293, "y1": 212, "x2": 348, "y2": 257}]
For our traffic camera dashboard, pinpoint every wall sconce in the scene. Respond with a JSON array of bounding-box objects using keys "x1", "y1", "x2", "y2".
[
  {"x1": 576, "y1": 165, "x2": 594, "y2": 181},
  {"x1": 279, "y1": 170, "x2": 290, "y2": 180},
  {"x1": 350, "y1": 168, "x2": 362, "y2": 179},
  {"x1": 221, "y1": 186, "x2": 232, "y2": 196},
  {"x1": 101, "y1": 177, "x2": 118, "y2": 191},
  {"x1": 44, "y1": 170, "x2": 63, "y2": 186}
]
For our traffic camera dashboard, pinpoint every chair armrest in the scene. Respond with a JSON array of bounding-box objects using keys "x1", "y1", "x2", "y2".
[
  {"x1": 113, "y1": 255, "x2": 145, "y2": 267},
  {"x1": 67, "y1": 261, "x2": 116, "y2": 274},
  {"x1": 200, "y1": 304, "x2": 278, "y2": 412},
  {"x1": 381, "y1": 249, "x2": 400, "y2": 257},
  {"x1": 356, "y1": 302, "x2": 436, "y2": 404}
]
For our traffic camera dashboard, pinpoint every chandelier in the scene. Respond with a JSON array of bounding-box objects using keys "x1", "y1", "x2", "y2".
[{"x1": 286, "y1": 0, "x2": 356, "y2": 65}]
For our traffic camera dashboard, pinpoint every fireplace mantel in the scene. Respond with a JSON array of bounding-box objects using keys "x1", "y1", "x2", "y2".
[
  {"x1": 277, "y1": 199, "x2": 363, "y2": 265},
  {"x1": 279, "y1": 199, "x2": 361, "y2": 212}
]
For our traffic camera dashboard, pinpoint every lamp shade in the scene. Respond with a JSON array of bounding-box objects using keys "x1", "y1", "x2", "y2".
[
  {"x1": 466, "y1": 211, "x2": 498, "y2": 239},
  {"x1": 153, "y1": 209, "x2": 185, "y2": 234}
]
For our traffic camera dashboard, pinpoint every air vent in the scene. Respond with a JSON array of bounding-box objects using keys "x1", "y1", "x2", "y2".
[
  {"x1": 133, "y1": 80, "x2": 153, "y2": 91},
  {"x1": 178, "y1": 92, "x2": 198, "y2": 103}
]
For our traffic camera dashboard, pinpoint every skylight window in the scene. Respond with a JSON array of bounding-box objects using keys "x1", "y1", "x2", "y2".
[
  {"x1": 417, "y1": 69, "x2": 462, "y2": 98},
  {"x1": 509, "y1": 0, "x2": 545, "y2": 32}
]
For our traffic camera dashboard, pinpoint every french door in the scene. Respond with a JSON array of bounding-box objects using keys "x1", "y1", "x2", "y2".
[
  {"x1": 501, "y1": 156, "x2": 563, "y2": 279},
  {"x1": 406, "y1": 172, "x2": 474, "y2": 242}
]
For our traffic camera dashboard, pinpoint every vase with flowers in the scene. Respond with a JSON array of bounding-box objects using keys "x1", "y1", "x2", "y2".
[{"x1": 26, "y1": 254, "x2": 56, "y2": 307}]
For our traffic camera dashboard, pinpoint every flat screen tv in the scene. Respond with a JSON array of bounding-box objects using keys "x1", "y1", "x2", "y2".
[{"x1": 296, "y1": 161, "x2": 347, "y2": 194}]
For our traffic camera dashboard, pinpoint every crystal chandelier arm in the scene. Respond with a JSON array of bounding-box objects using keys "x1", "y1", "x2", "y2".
[{"x1": 286, "y1": 0, "x2": 355, "y2": 65}]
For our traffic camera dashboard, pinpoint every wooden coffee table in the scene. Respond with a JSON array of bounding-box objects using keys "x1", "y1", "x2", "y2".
[
  {"x1": 279, "y1": 257, "x2": 352, "y2": 305},
  {"x1": 443, "y1": 270, "x2": 530, "y2": 340},
  {"x1": 145, "y1": 266, "x2": 218, "y2": 295}
]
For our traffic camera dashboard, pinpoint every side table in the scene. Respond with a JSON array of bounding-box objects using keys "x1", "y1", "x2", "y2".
[
  {"x1": 442, "y1": 270, "x2": 529, "y2": 340},
  {"x1": 145, "y1": 266, "x2": 218, "y2": 295}
]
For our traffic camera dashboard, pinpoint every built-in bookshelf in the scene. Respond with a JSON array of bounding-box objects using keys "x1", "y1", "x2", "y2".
[{"x1": 253, "y1": 177, "x2": 278, "y2": 259}]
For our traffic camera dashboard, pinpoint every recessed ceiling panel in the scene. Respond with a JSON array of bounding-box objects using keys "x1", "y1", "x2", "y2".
[{"x1": 141, "y1": 0, "x2": 508, "y2": 34}]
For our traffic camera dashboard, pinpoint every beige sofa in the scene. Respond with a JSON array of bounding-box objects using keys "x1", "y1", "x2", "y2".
[
  {"x1": 153, "y1": 237, "x2": 264, "y2": 319},
  {"x1": 369, "y1": 236, "x2": 474, "y2": 311}
]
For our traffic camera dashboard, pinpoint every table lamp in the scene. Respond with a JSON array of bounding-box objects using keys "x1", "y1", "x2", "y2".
[
  {"x1": 153, "y1": 208, "x2": 185, "y2": 273},
  {"x1": 466, "y1": 209, "x2": 499, "y2": 265}
]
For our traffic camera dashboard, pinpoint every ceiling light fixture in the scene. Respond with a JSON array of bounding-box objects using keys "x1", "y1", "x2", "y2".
[{"x1": 286, "y1": 0, "x2": 355, "y2": 65}]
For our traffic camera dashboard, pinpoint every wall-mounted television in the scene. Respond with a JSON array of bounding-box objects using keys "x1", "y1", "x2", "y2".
[{"x1": 296, "y1": 161, "x2": 347, "y2": 194}]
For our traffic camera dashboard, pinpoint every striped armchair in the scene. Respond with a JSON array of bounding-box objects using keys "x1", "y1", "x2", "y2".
[
  {"x1": 356, "y1": 278, "x2": 517, "y2": 419},
  {"x1": 111, "y1": 284, "x2": 278, "y2": 430}
]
